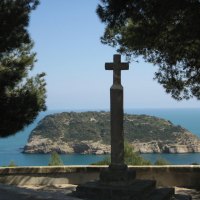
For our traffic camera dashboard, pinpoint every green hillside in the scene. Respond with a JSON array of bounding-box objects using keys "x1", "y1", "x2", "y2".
[{"x1": 29, "y1": 111, "x2": 189, "y2": 144}]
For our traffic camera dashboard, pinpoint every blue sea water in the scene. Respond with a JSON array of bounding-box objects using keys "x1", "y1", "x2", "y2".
[{"x1": 0, "y1": 108, "x2": 200, "y2": 166}]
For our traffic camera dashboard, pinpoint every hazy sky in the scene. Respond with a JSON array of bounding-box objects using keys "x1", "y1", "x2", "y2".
[{"x1": 29, "y1": 0, "x2": 199, "y2": 110}]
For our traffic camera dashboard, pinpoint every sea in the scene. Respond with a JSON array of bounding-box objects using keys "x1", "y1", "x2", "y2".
[{"x1": 0, "y1": 108, "x2": 200, "y2": 166}]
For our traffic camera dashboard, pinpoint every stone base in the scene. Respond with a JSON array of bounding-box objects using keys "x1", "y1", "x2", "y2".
[
  {"x1": 99, "y1": 165, "x2": 136, "y2": 186},
  {"x1": 73, "y1": 165, "x2": 192, "y2": 200},
  {"x1": 74, "y1": 179, "x2": 177, "y2": 200}
]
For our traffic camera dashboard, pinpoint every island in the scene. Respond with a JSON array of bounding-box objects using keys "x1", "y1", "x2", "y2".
[{"x1": 23, "y1": 111, "x2": 200, "y2": 154}]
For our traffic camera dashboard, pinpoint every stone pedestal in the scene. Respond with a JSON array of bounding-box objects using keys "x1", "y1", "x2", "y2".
[
  {"x1": 99, "y1": 164, "x2": 136, "y2": 186},
  {"x1": 75, "y1": 179, "x2": 176, "y2": 200}
]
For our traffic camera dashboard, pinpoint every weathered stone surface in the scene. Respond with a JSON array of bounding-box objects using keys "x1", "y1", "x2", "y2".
[
  {"x1": 99, "y1": 166, "x2": 136, "y2": 186},
  {"x1": 133, "y1": 141, "x2": 161, "y2": 153},
  {"x1": 23, "y1": 135, "x2": 200, "y2": 154},
  {"x1": 132, "y1": 139, "x2": 200, "y2": 154},
  {"x1": 105, "y1": 54, "x2": 129, "y2": 167},
  {"x1": 74, "y1": 179, "x2": 186, "y2": 200},
  {"x1": 23, "y1": 136, "x2": 74, "y2": 154},
  {"x1": 23, "y1": 136, "x2": 110, "y2": 154},
  {"x1": 75, "y1": 179, "x2": 157, "y2": 200}
]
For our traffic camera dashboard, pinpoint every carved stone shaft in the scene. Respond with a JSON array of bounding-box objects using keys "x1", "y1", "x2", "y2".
[
  {"x1": 105, "y1": 54, "x2": 129, "y2": 168},
  {"x1": 110, "y1": 85, "x2": 124, "y2": 166}
]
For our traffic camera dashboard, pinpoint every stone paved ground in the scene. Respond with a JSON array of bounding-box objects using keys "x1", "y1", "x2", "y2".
[
  {"x1": 0, "y1": 183, "x2": 81, "y2": 200},
  {"x1": 175, "y1": 187, "x2": 200, "y2": 200},
  {"x1": 0, "y1": 183, "x2": 200, "y2": 200}
]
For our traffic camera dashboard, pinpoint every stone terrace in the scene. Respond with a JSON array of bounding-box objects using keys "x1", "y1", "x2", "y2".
[{"x1": 0, "y1": 165, "x2": 200, "y2": 199}]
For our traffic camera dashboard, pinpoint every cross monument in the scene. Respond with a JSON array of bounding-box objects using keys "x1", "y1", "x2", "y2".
[
  {"x1": 75, "y1": 55, "x2": 176, "y2": 200},
  {"x1": 105, "y1": 54, "x2": 128, "y2": 168},
  {"x1": 100, "y1": 54, "x2": 135, "y2": 185}
]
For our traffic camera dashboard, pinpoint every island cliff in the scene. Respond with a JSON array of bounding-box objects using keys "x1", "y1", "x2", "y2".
[{"x1": 23, "y1": 112, "x2": 200, "y2": 154}]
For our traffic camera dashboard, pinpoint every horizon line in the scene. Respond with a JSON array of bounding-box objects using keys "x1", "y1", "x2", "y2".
[{"x1": 44, "y1": 107, "x2": 200, "y2": 111}]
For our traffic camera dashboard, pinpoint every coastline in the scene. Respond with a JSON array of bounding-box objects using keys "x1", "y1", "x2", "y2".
[{"x1": 1, "y1": 108, "x2": 200, "y2": 166}]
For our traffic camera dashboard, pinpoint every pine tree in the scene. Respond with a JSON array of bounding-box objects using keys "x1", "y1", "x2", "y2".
[
  {"x1": 0, "y1": 0, "x2": 39, "y2": 53},
  {"x1": 97, "y1": 0, "x2": 200, "y2": 100},
  {"x1": 0, "y1": 0, "x2": 46, "y2": 137}
]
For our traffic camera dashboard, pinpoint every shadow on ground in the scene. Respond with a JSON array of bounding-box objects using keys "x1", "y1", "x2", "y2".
[{"x1": 175, "y1": 187, "x2": 200, "y2": 200}]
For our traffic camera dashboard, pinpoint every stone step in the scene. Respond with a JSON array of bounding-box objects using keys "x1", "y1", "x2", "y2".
[
  {"x1": 146, "y1": 188, "x2": 175, "y2": 200},
  {"x1": 174, "y1": 194, "x2": 192, "y2": 200},
  {"x1": 75, "y1": 179, "x2": 156, "y2": 200}
]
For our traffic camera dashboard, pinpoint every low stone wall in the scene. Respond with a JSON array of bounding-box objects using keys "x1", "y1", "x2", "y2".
[
  {"x1": 132, "y1": 166, "x2": 200, "y2": 188},
  {"x1": 0, "y1": 165, "x2": 200, "y2": 188}
]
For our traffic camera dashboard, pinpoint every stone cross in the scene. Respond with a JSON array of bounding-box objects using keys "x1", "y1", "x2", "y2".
[{"x1": 105, "y1": 54, "x2": 129, "y2": 169}]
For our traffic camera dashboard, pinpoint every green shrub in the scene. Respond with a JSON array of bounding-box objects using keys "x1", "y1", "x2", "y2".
[
  {"x1": 154, "y1": 158, "x2": 170, "y2": 165},
  {"x1": 93, "y1": 157, "x2": 110, "y2": 165},
  {"x1": 48, "y1": 151, "x2": 64, "y2": 166},
  {"x1": 8, "y1": 161, "x2": 17, "y2": 167},
  {"x1": 93, "y1": 143, "x2": 151, "y2": 165},
  {"x1": 124, "y1": 142, "x2": 151, "y2": 165},
  {"x1": 191, "y1": 162, "x2": 199, "y2": 165}
]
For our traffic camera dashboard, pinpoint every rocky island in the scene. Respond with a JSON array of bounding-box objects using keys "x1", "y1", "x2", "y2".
[{"x1": 23, "y1": 112, "x2": 200, "y2": 154}]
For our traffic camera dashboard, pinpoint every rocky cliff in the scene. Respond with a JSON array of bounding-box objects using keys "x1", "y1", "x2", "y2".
[{"x1": 23, "y1": 112, "x2": 200, "y2": 154}]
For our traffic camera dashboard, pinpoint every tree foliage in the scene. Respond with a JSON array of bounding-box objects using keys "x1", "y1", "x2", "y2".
[
  {"x1": 0, "y1": 0, "x2": 46, "y2": 137},
  {"x1": 97, "y1": 0, "x2": 200, "y2": 100},
  {"x1": 0, "y1": 0, "x2": 39, "y2": 53}
]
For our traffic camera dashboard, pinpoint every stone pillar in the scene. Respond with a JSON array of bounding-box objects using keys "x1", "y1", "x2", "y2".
[
  {"x1": 110, "y1": 84, "x2": 125, "y2": 168},
  {"x1": 100, "y1": 54, "x2": 135, "y2": 185}
]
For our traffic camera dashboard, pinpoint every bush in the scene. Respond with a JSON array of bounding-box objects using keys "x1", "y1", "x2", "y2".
[
  {"x1": 124, "y1": 142, "x2": 151, "y2": 165},
  {"x1": 8, "y1": 161, "x2": 17, "y2": 167},
  {"x1": 93, "y1": 143, "x2": 151, "y2": 165},
  {"x1": 48, "y1": 151, "x2": 64, "y2": 166},
  {"x1": 154, "y1": 158, "x2": 170, "y2": 165},
  {"x1": 191, "y1": 162, "x2": 199, "y2": 165},
  {"x1": 93, "y1": 157, "x2": 110, "y2": 165}
]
